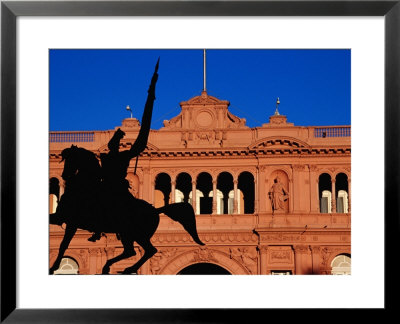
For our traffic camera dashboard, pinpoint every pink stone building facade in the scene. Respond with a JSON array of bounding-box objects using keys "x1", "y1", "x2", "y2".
[{"x1": 49, "y1": 91, "x2": 351, "y2": 275}]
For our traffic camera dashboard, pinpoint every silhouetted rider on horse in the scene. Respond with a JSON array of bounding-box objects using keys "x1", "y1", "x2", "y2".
[
  {"x1": 50, "y1": 58, "x2": 205, "y2": 274},
  {"x1": 88, "y1": 58, "x2": 159, "y2": 242}
]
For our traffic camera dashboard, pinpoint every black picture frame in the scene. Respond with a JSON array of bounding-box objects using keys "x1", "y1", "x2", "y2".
[{"x1": 1, "y1": 0, "x2": 398, "y2": 322}]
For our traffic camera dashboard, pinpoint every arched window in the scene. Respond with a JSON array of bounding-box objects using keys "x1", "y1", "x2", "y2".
[
  {"x1": 217, "y1": 172, "x2": 233, "y2": 214},
  {"x1": 331, "y1": 254, "x2": 351, "y2": 275},
  {"x1": 321, "y1": 190, "x2": 332, "y2": 213},
  {"x1": 319, "y1": 173, "x2": 332, "y2": 213},
  {"x1": 176, "y1": 172, "x2": 192, "y2": 204},
  {"x1": 196, "y1": 172, "x2": 213, "y2": 214},
  {"x1": 336, "y1": 173, "x2": 349, "y2": 213},
  {"x1": 49, "y1": 177, "x2": 60, "y2": 213},
  {"x1": 155, "y1": 173, "x2": 171, "y2": 207},
  {"x1": 53, "y1": 257, "x2": 79, "y2": 275},
  {"x1": 238, "y1": 172, "x2": 255, "y2": 214},
  {"x1": 337, "y1": 190, "x2": 349, "y2": 213}
]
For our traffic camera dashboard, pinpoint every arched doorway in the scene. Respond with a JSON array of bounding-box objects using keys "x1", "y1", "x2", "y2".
[
  {"x1": 53, "y1": 257, "x2": 79, "y2": 275},
  {"x1": 331, "y1": 254, "x2": 351, "y2": 275},
  {"x1": 177, "y1": 263, "x2": 232, "y2": 275}
]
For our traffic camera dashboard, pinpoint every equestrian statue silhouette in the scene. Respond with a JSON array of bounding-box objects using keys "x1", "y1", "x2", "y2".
[{"x1": 49, "y1": 59, "x2": 205, "y2": 274}]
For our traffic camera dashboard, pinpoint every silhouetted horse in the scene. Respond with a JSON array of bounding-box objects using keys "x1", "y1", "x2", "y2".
[{"x1": 50, "y1": 145, "x2": 204, "y2": 274}]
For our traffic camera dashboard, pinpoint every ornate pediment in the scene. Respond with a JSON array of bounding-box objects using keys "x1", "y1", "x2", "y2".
[
  {"x1": 162, "y1": 91, "x2": 247, "y2": 131},
  {"x1": 180, "y1": 91, "x2": 229, "y2": 106},
  {"x1": 249, "y1": 136, "x2": 310, "y2": 150}
]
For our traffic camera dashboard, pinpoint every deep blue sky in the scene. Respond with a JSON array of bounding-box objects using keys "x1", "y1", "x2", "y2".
[{"x1": 50, "y1": 49, "x2": 350, "y2": 131}]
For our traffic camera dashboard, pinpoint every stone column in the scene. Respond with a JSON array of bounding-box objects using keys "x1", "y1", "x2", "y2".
[
  {"x1": 192, "y1": 180, "x2": 197, "y2": 214},
  {"x1": 233, "y1": 179, "x2": 238, "y2": 214},
  {"x1": 259, "y1": 246, "x2": 268, "y2": 275},
  {"x1": 259, "y1": 166, "x2": 267, "y2": 213},
  {"x1": 89, "y1": 248, "x2": 98, "y2": 274},
  {"x1": 212, "y1": 180, "x2": 217, "y2": 214},
  {"x1": 254, "y1": 168, "x2": 259, "y2": 214},
  {"x1": 310, "y1": 246, "x2": 321, "y2": 274},
  {"x1": 331, "y1": 179, "x2": 336, "y2": 213},
  {"x1": 171, "y1": 180, "x2": 176, "y2": 204},
  {"x1": 293, "y1": 245, "x2": 312, "y2": 275},
  {"x1": 78, "y1": 249, "x2": 90, "y2": 275},
  {"x1": 96, "y1": 248, "x2": 103, "y2": 274},
  {"x1": 310, "y1": 165, "x2": 319, "y2": 213},
  {"x1": 289, "y1": 178, "x2": 293, "y2": 213}
]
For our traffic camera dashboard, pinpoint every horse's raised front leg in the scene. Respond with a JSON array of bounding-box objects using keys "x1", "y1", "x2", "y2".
[
  {"x1": 49, "y1": 225, "x2": 77, "y2": 274},
  {"x1": 102, "y1": 235, "x2": 136, "y2": 274},
  {"x1": 121, "y1": 238, "x2": 157, "y2": 274}
]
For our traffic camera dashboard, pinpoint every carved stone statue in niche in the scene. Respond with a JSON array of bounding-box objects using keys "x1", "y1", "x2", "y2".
[{"x1": 268, "y1": 176, "x2": 289, "y2": 213}]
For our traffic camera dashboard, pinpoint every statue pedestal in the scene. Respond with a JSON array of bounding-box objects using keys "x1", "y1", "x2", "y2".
[{"x1": 271, "y1": 211, "x2": 288, "y2": 227}]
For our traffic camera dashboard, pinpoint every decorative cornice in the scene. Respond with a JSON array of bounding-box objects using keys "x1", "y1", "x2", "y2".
[
  {"x1": 260, "y1": 233, "x2": 307, "y2": 242},
  {"x1": 150, "y1": 231, "x2": 258, "y2": 245},
  {"x1": 50, "y1": 146, "x2": 350, "y2": 160}
]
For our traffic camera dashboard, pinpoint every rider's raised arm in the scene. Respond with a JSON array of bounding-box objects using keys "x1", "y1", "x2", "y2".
[{"x1": 128, "y1": 58, "x2": 159, "y2": 159}]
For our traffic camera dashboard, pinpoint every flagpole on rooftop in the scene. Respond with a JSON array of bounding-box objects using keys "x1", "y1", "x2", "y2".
[{"x1": 203, "y1": 49, "x2": 207, "y2": 92}]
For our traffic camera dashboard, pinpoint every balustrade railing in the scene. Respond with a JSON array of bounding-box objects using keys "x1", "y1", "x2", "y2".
[
  {"x1": 50, "y1": 131, "x2": 95, "y2": 143},
  {"x1": 313, "y1": 126, "x2": 351, "y2": 138}
]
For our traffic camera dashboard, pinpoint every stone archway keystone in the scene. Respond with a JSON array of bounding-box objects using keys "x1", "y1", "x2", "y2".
[{"x1": 159, "y1": 248, "x2": 251, "y2": 275}]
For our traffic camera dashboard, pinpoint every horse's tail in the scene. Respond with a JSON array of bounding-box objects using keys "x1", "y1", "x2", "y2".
[{"x1": 157, "y1": 203, "x2": 205, "y2": 246}]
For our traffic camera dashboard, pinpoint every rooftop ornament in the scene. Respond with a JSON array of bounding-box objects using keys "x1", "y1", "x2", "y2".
[
  {"x1": 275, "y1": 97, "x2": 281, "y2": 116},
  {"x1": 126, "y1": 105, "x2": 133, "y2": 119}
]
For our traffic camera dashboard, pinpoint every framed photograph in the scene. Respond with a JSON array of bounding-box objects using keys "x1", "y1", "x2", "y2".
[{"x1": 1, "y1": 0, "x2": 398, "y2": 321}]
